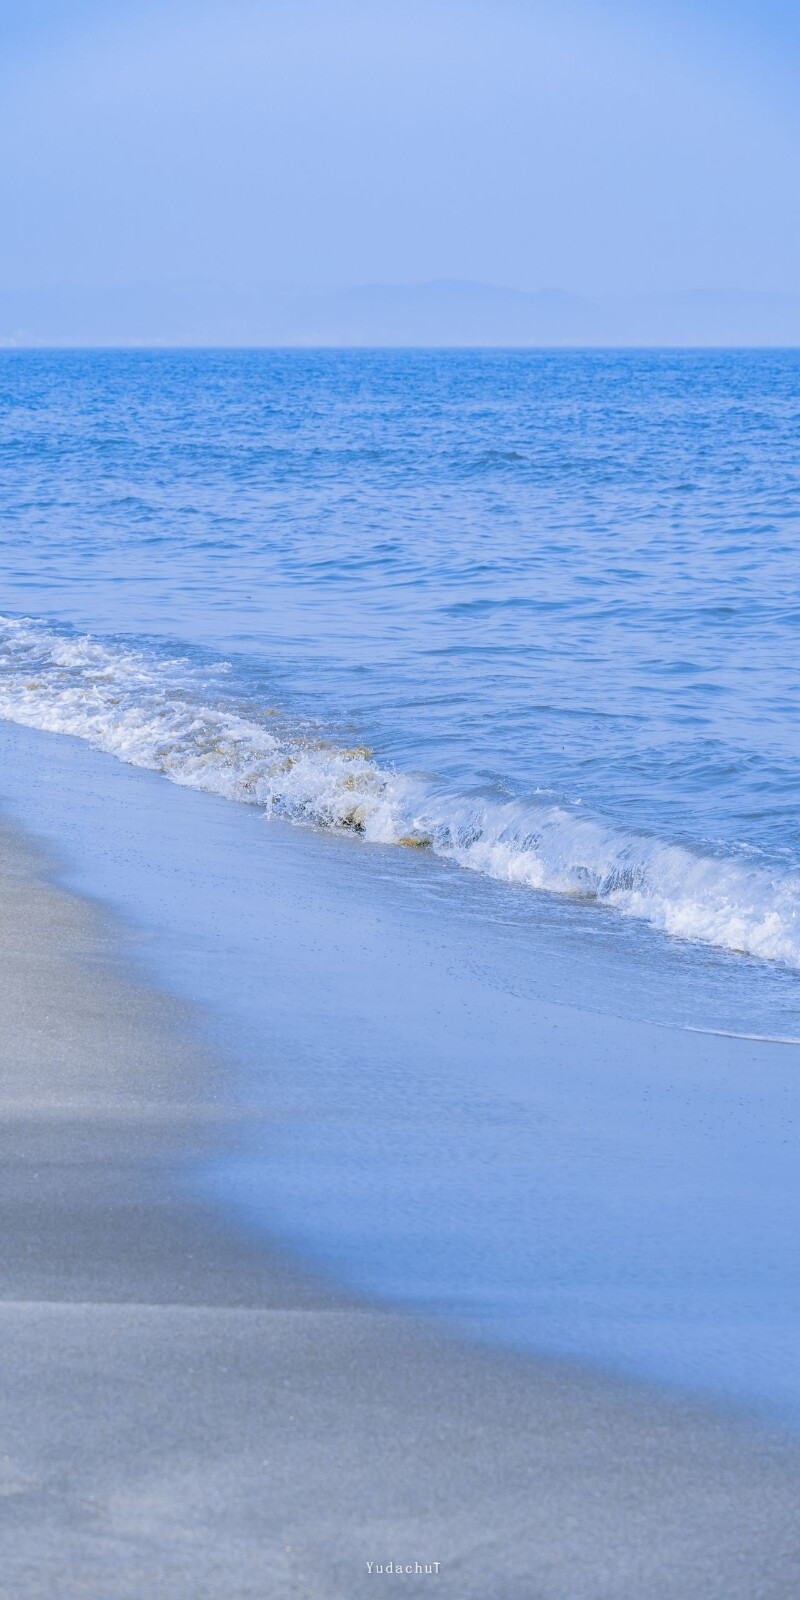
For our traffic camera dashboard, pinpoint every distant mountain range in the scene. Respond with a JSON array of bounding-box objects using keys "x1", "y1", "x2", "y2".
[{"x1": 2, "y1": 281, "x2": 800, "y2": 347}]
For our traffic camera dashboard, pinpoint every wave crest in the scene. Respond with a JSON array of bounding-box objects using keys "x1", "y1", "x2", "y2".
[{"x1": 2, "y1": 616, "x2": 799, "y2": 971}]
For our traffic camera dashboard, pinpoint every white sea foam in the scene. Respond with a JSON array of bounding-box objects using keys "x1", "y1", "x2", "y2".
[{"x1": 2, "y1": 615, "x2": 799, "y2": 971}]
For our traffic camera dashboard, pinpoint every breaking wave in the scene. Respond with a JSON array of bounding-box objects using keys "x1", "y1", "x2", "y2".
[{"x1": 1, "y1": 615, "x2": 799, "y2": 971}]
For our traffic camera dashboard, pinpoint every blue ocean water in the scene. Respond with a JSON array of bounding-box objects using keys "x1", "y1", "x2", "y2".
[
  {"x1": 2, "y1": 348, "x2": 800, "y2": 1423},
  {"x1": 1, "y1": 347, "x2": 799, "y2": 1032}
]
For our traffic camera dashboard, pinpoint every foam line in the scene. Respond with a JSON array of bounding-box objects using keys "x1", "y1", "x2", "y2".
[{"x1": 2, "y1": 615, "x2": 799, "y2": 971}]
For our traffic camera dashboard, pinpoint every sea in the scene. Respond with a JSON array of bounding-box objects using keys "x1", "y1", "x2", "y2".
[{"x1": 1, "y1": 347, "x2": 800, "y2": 1422}]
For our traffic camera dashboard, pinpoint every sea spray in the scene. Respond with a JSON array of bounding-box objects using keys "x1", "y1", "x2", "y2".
[{"x1": 2, "y1": 613, "x2": 799, "y2": 972}]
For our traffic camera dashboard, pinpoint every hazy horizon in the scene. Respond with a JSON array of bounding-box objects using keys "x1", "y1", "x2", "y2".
[
  {"x1": 2, "y1": 1, "x2": 799, "y2": 343},
  {"x1": 3, "y1": 280, "x2": 800, "y2": 348}
]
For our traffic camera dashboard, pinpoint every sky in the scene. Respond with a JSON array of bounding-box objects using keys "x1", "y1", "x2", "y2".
[{"x1": 1, "y1": 0, "x2": 799, "y2": 297}]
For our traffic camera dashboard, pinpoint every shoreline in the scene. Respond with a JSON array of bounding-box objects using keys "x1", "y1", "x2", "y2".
[{"x1": 2, "y1": 808, "x2": 800, "y2": 1596}]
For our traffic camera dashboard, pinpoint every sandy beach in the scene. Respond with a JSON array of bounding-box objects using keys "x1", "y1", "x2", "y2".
[{"x1": 0, "y1": 810, "x2": 798, "y2": 1599}]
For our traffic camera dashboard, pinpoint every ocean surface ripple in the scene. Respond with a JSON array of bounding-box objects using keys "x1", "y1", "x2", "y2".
[{"x1": 1, "y1": 348, "x2": 799, "y2": 1018}]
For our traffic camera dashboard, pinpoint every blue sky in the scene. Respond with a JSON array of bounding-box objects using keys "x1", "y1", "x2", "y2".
[{"x1": 1, "y1": 0, "x2": 798, "y2": 295}]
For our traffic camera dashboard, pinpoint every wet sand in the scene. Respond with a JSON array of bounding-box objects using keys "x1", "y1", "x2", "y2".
[{"x1": 1, "y1": 814, "x2": 800, "y2": 1599}]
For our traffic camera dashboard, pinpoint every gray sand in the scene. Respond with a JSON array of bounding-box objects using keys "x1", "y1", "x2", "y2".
[{"x1": 1, "y1": 815, "x2": 800, "y2": 1599}]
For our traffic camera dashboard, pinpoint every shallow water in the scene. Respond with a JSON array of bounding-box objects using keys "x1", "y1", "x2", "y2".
[{"x1": 4, "y1": 719, "x2": 800, "y2": 1429}]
